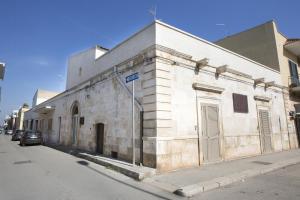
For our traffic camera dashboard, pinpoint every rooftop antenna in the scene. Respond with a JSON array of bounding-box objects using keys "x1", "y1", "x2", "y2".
[{"x1": 149, "y1": 5, "x2": 157, "y2": 21}]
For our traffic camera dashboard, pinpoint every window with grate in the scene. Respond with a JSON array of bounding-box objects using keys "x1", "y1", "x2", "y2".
[
  {"x1": 289, "y1": 60, "x2": 299, "y2": 86},
  {"x1": 232, "y1": 93, "x2": 248, "y2": 113}
]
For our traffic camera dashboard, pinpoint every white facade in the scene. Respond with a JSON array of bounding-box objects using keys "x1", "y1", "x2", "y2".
[
  {"x1": 24, "y1": 21, "x2": 293, "y2": 172},
  {"x1": 32, "y1": 89, "x2": 59, "y2": 107},
  {"x1": 66, "y1": 46, "x2": 108, "y2": 89},
  {"x1": 0, "y1": 62, "x2": 5, "y2": 80}
]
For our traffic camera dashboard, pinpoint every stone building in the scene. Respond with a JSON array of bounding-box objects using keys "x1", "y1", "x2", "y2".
[
  {"x1": 7, "y1": 110, "x2": 18, "y2": 130},
  {"x1": 15, "y1": 104, "x2": 29, "y2": 130},
  {"x1": 0, "y1": 62, "x2": 5, "y2": 80},
  {"x1": 32, "y1": 89, "x2": 59, "y2": 107},
  {"x1": 24, "y1": 89, "x2": 59, "y2": 137},
  {"x1": 24, "y1": 21, "x2": 291, "y2": 172},
  {"x1": 216, "y1": 20, "x2": 300, "y2": 148}
]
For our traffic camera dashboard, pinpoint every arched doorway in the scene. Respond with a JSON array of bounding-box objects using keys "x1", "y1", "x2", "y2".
[{"x1": 71, "y1": 102, "x2": 79, "y2": 145}]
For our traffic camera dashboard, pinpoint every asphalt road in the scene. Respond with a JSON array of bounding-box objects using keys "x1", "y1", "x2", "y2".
[
  {"x1": 0, "y1": 134, "x2": 178, "y2": 200},
  {"x1": 193, "y1": 162, "x2": 300, "y2": 200},
  {"x1": 2, "y1": 133, "x2": 300, "y2": 200}
]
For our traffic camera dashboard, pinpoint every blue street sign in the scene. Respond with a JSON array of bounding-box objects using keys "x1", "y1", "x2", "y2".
[{"x1": 126, "y1": 72, "x2": 139, "y2": 83}]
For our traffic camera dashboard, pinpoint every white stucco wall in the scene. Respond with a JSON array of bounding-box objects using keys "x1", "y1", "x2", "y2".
[
  {"x1": 155, "y1": 21, "x2": 282, "y2": 85},
  {"x1": 66, "y1": 47, "x2": 107, "y2": 90},
  {"x1": 152, "y1": 21, "x2": 288, "y2": 171},
  {"x1": 32, "y1": 89, "x2": 59, "y2": 107},
  {"x1": 66, "y1": 23, "x2": 156, "y2": 90}
]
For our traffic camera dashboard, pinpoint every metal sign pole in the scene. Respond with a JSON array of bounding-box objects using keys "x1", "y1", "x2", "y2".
[
  {"x1": 132, "y1": 80, "x2": 135, "y2": 166},
  {"x1": 125, "y1": 72, "x2": 139, "y2": 166}
]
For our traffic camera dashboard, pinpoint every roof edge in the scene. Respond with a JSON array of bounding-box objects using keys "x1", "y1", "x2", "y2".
[{"x1": 155, "y1": 20, "x2": 280, "y2": 74}]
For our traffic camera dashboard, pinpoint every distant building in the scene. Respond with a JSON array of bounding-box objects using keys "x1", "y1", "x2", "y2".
[
  {"x1": 0, "y1": 62, "x2": 6, "y2": 105},
  {"x1": 32, "y1": 89, "x2": 59, "y2": 107},
  {"x1": 6, "y1": 110, "x2": 19, "y2": 130},
  {"x1": 4, "y1": 115, "x2": 10, "y2": 128},
  {"x1": 66, "y1": 45, "x2": 108, "y2": 90},
  {"x1": 25, "y1": 89, "x2": 58, "y2": 132},
  {"x1": 0, "y1": 62, "x2": 5, "y2": 80},
  {"x1": 216, "y1": 20, "x2": 300, "y2": 148},
  {"x1": 15, "y1": 104, "x2": 30, "y2": 130},
  {"x1": 24, "y1": 21, "x2": 294, "y2": 172}
]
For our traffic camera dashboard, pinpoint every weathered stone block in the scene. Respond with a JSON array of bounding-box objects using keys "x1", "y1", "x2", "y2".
[
  {"x1": 143, "y1": 63, "x2": 155, "y2": 73},
  {"x1": 143, "y1": 103, "x2": 156, "y2": 112},
  {"x1": 156, "y1": 78, "x2": 171, "y2": 87},
  {"x1": 157, "y1": 140, "x2": 172, "y2": 155},
  {"x1": 143, "y1": 95, "x2": 156, "y2": 104},
  {"x1": 143, "y1": 140, "x2": 156, "y2": 154},
  {"x1": 143, "y1": 153, "x2": 156, "y2": 168},
  {"x1": 142, "y1": 79, "x2": 156, "y2": 89},
  {"x1": 156, "y1": 119, "x2": 172, "y2": 128},
  {"x1": 156, "y1": 94, "x2": 171, "y2": 103},
  {"x1": 143, "y1": 128, "x2": 156, "y2": 137},
  {"x1": 143, "y1": 119, "x2": 156, "y2": 128},
  {"x1": 143, "y1": 111, "x2": 156, "y2": 120},
  {"x1": 156, "y1": 70, "x2": 171, "y2": 80},
  {"x1": 143, "y1": 86, "x2": 156, "y2": 96}
]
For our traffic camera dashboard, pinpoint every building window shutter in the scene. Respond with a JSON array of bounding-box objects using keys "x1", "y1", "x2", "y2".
[{"x1": 232, "y1": 93, "x2": 248, "y2": 113}]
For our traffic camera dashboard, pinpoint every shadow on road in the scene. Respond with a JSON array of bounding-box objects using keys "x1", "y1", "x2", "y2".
[
  {"x1": 76, "y1": 160, "x2": 173, "y2": 200},
  {"x1": 77, "y1": 160, "x2": 89, "y2": 166}
]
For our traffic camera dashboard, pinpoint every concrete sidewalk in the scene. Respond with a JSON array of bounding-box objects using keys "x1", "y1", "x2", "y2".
[
  {"x1": 46, "y1": 144, "x2": 156, "y2": 181},
  {"x1": 76, "y1": 152, "x2": 156, "y2": 180},
  {"x1": 143, "y1": 149, "x2": 300, "y2": 197}
]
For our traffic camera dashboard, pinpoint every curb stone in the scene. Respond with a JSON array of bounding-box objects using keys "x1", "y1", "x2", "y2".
[
  {"x1": 173, "y1": 157, "x2": 300, "y2": 197},
  {"x1": 76, "y1": 153, "x2": 156, "y2": 181},
  {"x1": 46, "y1": 144, "x2": 156, "y2": 181}
]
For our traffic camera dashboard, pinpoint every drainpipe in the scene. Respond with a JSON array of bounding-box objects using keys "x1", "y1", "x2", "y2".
[
  {"x1": 140, "y1": 110, "x2": 144, "y2": 165},
  {"x1": 195, "y1": 91, "x2": 201, "y2": 166},
  {"x1": 114, "y1": 66, "x2": 144, "y2": 165},
  {"x1": 281, "y1": 88, "x2": 291, "y2": 149}
]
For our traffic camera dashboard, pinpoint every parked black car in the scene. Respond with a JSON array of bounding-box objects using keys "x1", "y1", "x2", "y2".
[
  {"x1": 11, "y1": 130, "x2": 25, "y2": 141},
  {"x1": 20, "y1": 131, "x2": 43, "y2": 146}
]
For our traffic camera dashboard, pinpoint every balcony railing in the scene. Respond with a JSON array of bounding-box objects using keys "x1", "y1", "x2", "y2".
[
  {"x1": 288, "y1": 75, "x2": 300, "y2": 88},
  {"x1": 288, "y1": 75, "x2": 300, "y2": 97}
]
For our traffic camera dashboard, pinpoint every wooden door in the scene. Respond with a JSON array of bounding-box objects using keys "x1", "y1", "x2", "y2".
[
  {"x1": 96, "y1": 123, "x2": 104, "y2": 154},
  {"x1": 58, "y1": 117, "x2": 61, "y2": 144},
  {"x1": 259, "y1": 110, "x2": 272, "y2": 153},
  {"x1": 201, "y1": 104, "x2": 221, "y2": 162},
  {"x1": 295, "y1": 117, "x2": 300, "y2": 147},
  {"x1": 72, "y1": 115, "x2": 78, "y2": 145}
]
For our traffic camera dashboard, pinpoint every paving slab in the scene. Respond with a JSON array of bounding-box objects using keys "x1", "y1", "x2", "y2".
[
  {"x1": 76, "y1": 152, "x2": 156, "y2": 180},
  {"x1": 47, "y1": 144, "x2": 156, "y2": 181},
  {"x1": 144, "y1": 149, "x2": 300, "y2": 197},
  {"x1": 48, "y1": 143, "x2": 300, "y2": 196}
]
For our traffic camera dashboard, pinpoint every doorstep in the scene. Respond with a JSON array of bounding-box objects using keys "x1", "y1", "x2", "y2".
[
  {"x1": 76, "y1": 152, "x2": 156, "y2": 180},
  {"x1": 46, "y1": 144, "x2": 156, "y2": 181}
]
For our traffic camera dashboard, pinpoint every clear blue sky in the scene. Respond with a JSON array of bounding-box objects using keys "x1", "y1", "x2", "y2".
[{"x1": 0, "y1": 0, "x2": 299, "y2": 122}]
